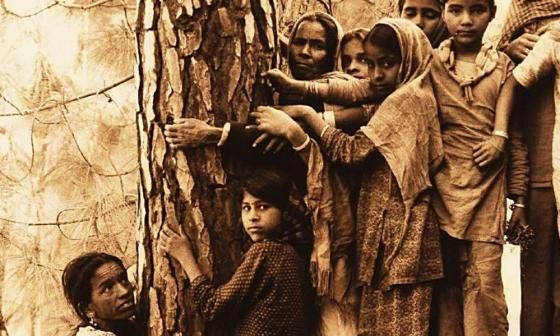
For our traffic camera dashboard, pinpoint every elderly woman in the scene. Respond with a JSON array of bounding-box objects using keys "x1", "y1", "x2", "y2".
[{"x1": 62, "y1": 252, "x2": 137, "y2": 336}]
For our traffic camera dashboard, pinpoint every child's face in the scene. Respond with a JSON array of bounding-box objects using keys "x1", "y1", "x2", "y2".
[
  {"x1": 241, "y1": 191, "x2": 282, "y2": 243},
  {"x1": 340, "y1": 38, "x2": 369, "y2": 79},
  {"x1": 363, "y1": 42, "x2": 402, "y2": 101},
  {"x1": 400, "y1": 0, "x2": 443, "y2": 42},
  {"x1": 443, "y1": 0, "x2": 494, "y2": 48},
  {"x1": 289, "y1": 20, "x2": 329, "y2": 80}
]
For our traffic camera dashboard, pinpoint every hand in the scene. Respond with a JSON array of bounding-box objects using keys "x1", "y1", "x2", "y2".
[
  {"x1": 277, "y1": 105, "x2": 316, "y2": 119},
  {"x1": 506, "y1": 207, "x2": 535, "y2": 250},
  {"x1": 160, "y1": 225, "x2": 194, "y2": 265},
  {"x1": 472, "y1": 135, "x2": 506, "y2": 168},
  {"x1": 504, "y1": 33, "x2": 539, "y2": 62},
  {"x1": 251, "y1": 133, "x2": 289, "y2": 154},
  {"x1": 262, "y1": 69, "x2": 302, "y2": 95},
  {"x1": 164, "y1": 118, "x2": 222, "y2": 148},
  {"x1": 250, "y1": 106, "x2": 301, "y2": 138}
]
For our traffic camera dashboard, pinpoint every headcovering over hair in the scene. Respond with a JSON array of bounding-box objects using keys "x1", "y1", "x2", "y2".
[
  {"x1": 359, "y1": 18, "x2": 443, "y2": 282},
  {"x1": 287, "y1": 12, "x2": 343, "y2": 76},
  {"x1": 497, "y1": 0, "x2": 560, "y2": 48}
]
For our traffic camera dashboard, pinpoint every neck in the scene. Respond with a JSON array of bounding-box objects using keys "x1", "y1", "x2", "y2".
[{"x1": 452, "y1": 39, "x2": 482, "y2": 61}]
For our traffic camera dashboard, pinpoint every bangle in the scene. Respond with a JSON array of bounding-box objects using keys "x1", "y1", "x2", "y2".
[
  {"x1": 217, "y1": 122, "x2": 231, "y2": 147},
  {"x1": 493, "y1": 130, "x2": 509, "y2": 139},
  {"x1": 320, "y1": 124, "x2": 330, "y2": 138},
  {"x1": 509, "y1": 203, "x2": 525, "y2": 210},
  {"x1": 292, "y1": 135, "x2": 310, "y2": 151},
  {"x1": 323, "y1": 111, "x2": 336, "y2": 127}
]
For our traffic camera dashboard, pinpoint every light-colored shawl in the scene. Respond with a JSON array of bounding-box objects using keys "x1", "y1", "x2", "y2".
[
  {"x1": 359, "y1": 18, "x2": 443, "y2": 276},
  {"x1": 497, "y1": 0, "x2": 560, "y2": 48}
]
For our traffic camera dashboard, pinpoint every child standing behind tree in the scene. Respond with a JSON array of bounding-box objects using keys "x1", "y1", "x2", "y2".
[{"x1": 160, "y1": 167, "x2": 313, "y2": 336}]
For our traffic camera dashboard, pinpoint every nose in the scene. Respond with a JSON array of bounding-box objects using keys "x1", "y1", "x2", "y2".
[
  {"x1": 116, "y1": 281, "x2": 132, "y2": 298},
  {"x1": 371, "y1": 67, "x2": 384, "y2": 82},
  {"x1": 459, "y1": 12, "x2": 473, "y2": 25},
  {"x1": 347, "y1": 60, "x2": 359, "y2": 73},
  {"x1": 300, "y1": 43, "x2": 311, "y2": 57},
  {"x1": 248, "y1": 208, "x2": 260, "y2": 221},
  {"x1": 411, "y1": 14, "x2": 424, "y2": 29}
]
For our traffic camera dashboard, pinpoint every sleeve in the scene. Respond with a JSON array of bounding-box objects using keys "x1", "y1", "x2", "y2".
[
  {"x1": 513, "y1": 33, "x2": 556, "y2": 88},
  {"x1": 506, "y1": 110, "x2": 529, "y2": 198},
  {"x1": 307, "y1": 78, "x2": 373, "y2": 105},
  {"x1": 189, "y1": 244, "x2": 269, "y2": 322},
  {"x1": 319, "y1": 126, "x2": 378, "y2": 166}
]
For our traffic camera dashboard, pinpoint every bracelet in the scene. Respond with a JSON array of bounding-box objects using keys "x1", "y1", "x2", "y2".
[
  {"x1": 323, "y1": 111, "x2": 336, "y2": 127},
  {"x1": 493, "y1": 130, "x2": 509, "y2": 140},
  {"x1": 292, "y1": 135, "x2": 310, "y2": 152},
  {"x1": 320, "y1": 124, "x2": 330, "y2": 138},
  {"x1": 509, "y1": 203, "x2": 526, "y2": 210},
  {"x1": 217, "y1": 122, "x2": 231, "y2": 147}
]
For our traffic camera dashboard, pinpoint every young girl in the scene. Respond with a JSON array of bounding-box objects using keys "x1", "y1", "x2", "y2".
[
  {"x1": 253, "y1": 18, "x2": 444, "y2": 335},
  {"x1": 399, "y1": 0, "x2": 449, "y2": 47},
  {"x1": 339, "y1": 28, "x2": 370, "y2": 79},
  {"x1": 160, "y1": 167, "x2": 313, "y2": 336}
]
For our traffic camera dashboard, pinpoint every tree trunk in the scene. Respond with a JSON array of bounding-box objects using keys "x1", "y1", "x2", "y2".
[{"x1": 135, "y1": 0, "x2": 278, "y2": 335}]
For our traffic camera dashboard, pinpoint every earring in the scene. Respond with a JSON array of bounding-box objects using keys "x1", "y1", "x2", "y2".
[{"x1": 86, "y1": 311, "x2": 98, "y2": 328}]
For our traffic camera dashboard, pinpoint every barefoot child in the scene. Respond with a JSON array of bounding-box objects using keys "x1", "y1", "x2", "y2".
[
  {"x1": 160, "y1": 168, "x2": 313, "y2": 336},
  {"x1": 254, "y1": 18, "x2": 444, "y2": 335}
]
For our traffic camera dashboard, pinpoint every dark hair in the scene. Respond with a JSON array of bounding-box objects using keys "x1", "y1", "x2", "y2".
[
  {"x1": 294, "y1": 13, "x2": 340, "y2": 72},
  {"x1": 340, "y1": 28, "x2": 369, "y2": 51},
  {"x1": 398, "y1": 0, "x2": 444, "y2": 12},
  {"x1": 440, "y1": 0, "x2": 495, "y2": 8},
  {"x1": 241, "y1": 166, "x2": 292, "y2": 211},
  {"x1": 62, "y1": 252, "x2": 126, "y2": 322},
  {"x1": 364, "y1": 24, "x2": 402, "y2": 58}
]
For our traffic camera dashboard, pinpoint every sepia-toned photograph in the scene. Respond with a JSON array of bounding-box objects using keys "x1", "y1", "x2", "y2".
[{"x1": 0, "y1": 0, "x2": 558, "y2": 335}]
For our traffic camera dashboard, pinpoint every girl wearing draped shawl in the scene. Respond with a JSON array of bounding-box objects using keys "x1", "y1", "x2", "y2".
[{"x1": 253, "y1": 19, "x2": 444, "y2": 335}]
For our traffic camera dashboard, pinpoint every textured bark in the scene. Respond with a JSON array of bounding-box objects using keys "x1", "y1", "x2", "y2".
[{"x1": 135, "y1": 0, "x2": 278, "y2": 335}]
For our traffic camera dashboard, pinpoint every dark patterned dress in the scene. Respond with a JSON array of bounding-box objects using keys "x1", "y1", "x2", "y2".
[
  {"x1": 320, "y1": 126, "x2": 443, "y2": 336},
  {"x1": 190, "y1": 239, "x2": 312, "y2": 336}
]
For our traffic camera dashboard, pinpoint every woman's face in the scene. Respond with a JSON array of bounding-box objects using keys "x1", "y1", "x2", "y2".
[
  {"x1": 340, "y1": 37, "x2": 369, "y2": 79},
  {"x1": 87, "y1": 262, "x2": 135, "y2": 322},
  {"x1": 289, "y1": 20, "x2": 330, "y2": 80},
  {"x1": 363, "y1": 41, "x2": 402, "y2": 102},
  {"x1": 241, "y1": 191, "x2": 282, "y2": 242},
  {"x1": 400, "y1": 0, "x2": 443, "y2": 41}
]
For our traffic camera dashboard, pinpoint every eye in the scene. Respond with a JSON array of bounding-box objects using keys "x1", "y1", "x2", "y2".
[
  {"x1": 357, "y1": 55, "x2": 368, "y2": 64},
  {"x1": 311, "y1": 41, "x2": 326, "y2": 50},
  {"x1": 403, "y1": 8, "x2": 417, "y2": 18},
  {"x1": 257, "y1": 203, "x2": 269, "y2": 211},
  {"x1": 292, "y1": 38, "x2": 305, "y2": 47},
  {"x1": 241, "y1": 204, "x2": 250, "y2": 212},
  {"x1": 101, "y1": 283, "x2": 114, "y2": 294},
  {"x1": 381, "y1": 60, "x2": 397, "y2": 69},
  {"x1": 423, "y1": 10, "x2": 440, "y2": 20}
]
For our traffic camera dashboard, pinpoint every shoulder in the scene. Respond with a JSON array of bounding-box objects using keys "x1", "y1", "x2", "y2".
[
  {"x1": 76, "y1": 326, "x2": 116, "y2": 336},
  {"x1": 248, "y1": 240, "x2": 300, "y2": 261}
]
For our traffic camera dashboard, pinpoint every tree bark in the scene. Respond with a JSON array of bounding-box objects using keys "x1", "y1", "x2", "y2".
[{"x1": 135, "y1": 0, "x2": 278, "y2": 335}]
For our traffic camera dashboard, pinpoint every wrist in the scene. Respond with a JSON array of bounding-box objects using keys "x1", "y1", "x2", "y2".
[
  {"x1": 206, "y1": 126, "x2": 223, "y2": 144},
  {"x1": 285, "y1": 123, "x2": 307, "y2": 147}
]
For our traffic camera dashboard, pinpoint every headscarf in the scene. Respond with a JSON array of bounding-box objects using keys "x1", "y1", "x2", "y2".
[
  {"x1": 497, "y1": 0, "x2": 560, "y2": 48},
  {"x1": 287, "y1": 12, "x2": 343, "y2": 77},
  {"x1": 359, "y1": 18, "x2": 443, "y2": 280}
]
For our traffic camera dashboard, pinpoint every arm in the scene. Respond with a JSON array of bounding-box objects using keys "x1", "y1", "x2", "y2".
[
  {"x1": 189, "y1": 244, "x2": 269, "y2": 321},
  {"x1": 253, "y1": 106, "x2": 377, "y2": 166},
  {"x1": 513, "y1": 32, "x2": 556, "y2": 89},
  {"x1": 263, "y1": 69, "x2": 374, "y2": 105}
]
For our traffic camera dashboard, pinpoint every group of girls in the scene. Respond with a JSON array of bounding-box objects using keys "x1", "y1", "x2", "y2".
[{"x1": 62, "y1": 0, "x2": 547, "y2": 335}]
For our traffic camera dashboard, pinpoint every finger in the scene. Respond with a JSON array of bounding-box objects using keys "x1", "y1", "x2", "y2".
[
  {"x1": 472, "y1": 142, "x2": 483, "y2": 152},
  {"x1": 245, "y1": 125, "x2": 258, "y2": 131},
  {"x1": 477, "y1": 156, "x2": 492, "y2": 167},
  {"x1": 250, "y1": 111, "x2": 260, "y2": 119},
  {"x1": 173, "y1": 118, "x2": 188, "y2": 123},
  {"x1": 256, "y1": 106, "x2": 268, "y2": 113},
  {"x1": 273, "y1": 140, "x2": 287, "y2": 154},
  {"x1": 253, "y1": 133, "x2": 270, "y2": 148},
  {"x1": 263, "y1": 137, "x2": 280, "y2": 154},
  {"x1": 472, "y1": 146, "x2": 485, "y2": 158}
]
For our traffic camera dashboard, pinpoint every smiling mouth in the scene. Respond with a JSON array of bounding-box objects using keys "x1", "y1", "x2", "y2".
[{"x1": 118, "y1": 299, "x2": 135, "y2": 312}]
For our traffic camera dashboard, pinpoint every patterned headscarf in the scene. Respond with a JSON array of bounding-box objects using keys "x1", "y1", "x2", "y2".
[{"x1": 497, "y1": 0, "x2": 560, "y2": 48}]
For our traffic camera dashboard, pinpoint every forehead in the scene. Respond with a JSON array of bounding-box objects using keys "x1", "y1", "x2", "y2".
[
  {"x1": 91, "y1": 261, "x2": 125, "y2": 286},
  {"x1": 403, "y1": 0, "x2": 442, "y2": 10},
  {"x1": 341, "y1": 38, "x2": 364, "y2": 54},
  {"x1": 294, "y1": 20, "x2": 327, "y2": 40},
  {"x1": 242, "y1": 191, "x2": 261, "y2": 203},
  {"x1": 363, "y1": 42, "x2": 401, "y2": 59},
  {"x1": 445, "y1": 0, "x2": 490, "y2": 7}
]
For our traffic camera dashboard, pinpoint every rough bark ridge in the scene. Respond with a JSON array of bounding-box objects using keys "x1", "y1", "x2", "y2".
[{"x1": 135, "y1": 0, "x2": 278, "y2": 335}]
